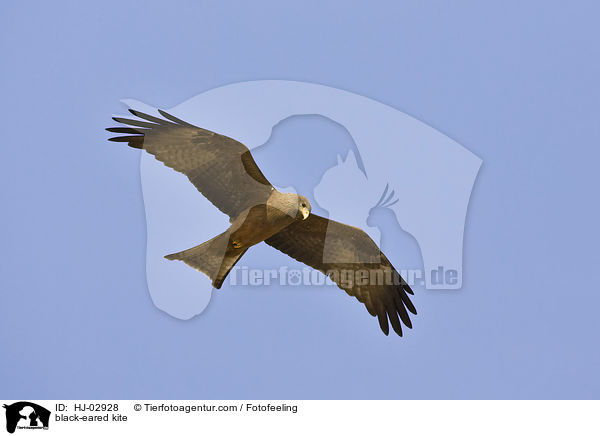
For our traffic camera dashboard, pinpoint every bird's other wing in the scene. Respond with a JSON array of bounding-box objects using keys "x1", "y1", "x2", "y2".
[
  {"x1": 265, "y1": 214, "x2": 416, "y2": 336},
  {"x1": 107, "y1": 109, "x2": 274, "y2": 219}
]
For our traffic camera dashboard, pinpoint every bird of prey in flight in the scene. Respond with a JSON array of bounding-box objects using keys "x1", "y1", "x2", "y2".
[{"x1": 107, "y1": 109, "x2": 416, "y2": 336}]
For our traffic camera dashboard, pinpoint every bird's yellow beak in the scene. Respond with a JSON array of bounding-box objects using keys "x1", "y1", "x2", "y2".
[{"x1": 302, "y1": 208, "x2": 310, "y2": 220}]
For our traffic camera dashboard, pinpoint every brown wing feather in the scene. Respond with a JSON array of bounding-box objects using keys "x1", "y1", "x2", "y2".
[
  {"x1": 265, "y1": 214, "x2": 416, "y2": 336},
  {"x1": 107, "y1": 109, "x2": 273, "y2": 219}
]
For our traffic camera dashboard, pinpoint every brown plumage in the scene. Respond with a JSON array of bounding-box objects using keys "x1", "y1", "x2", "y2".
[{"x1": 107, "y1": 109, "x2": 416, "y2": 336}]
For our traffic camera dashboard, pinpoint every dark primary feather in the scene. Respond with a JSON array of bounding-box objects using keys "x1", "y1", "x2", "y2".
[
  {"x1": 265, "y1": 214, "x2": 416, "y2": 336},
  {"x1": 107, "y1": 109, "x2": 274, "y2": 219}
]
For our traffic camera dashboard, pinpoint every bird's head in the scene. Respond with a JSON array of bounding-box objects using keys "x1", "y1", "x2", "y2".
[{"x1": 297, "y1": 195, "x2": 311, "y2": 220}]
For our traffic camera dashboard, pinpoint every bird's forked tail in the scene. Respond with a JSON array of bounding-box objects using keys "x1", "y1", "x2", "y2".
[{"x1": 164, "y1": 232, "x2": 247, "y2": 289}]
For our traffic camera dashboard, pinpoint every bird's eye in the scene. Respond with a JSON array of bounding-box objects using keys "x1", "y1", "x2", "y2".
[{"x1": 301, "y1": 203, "x2": 306, "y2": 208}]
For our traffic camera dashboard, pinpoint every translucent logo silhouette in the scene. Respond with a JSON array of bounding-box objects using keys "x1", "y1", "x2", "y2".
[{"x1": 119, "y1": 80, "x2": 482, "y2": 320}]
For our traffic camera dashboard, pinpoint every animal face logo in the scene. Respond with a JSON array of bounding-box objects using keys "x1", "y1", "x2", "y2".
[
  {"x1": 3, "y1": 402, "x2": 50, "y2": 434},
  {"x1": 122, "y1": 80, "x2": 482, "y2": 320}
]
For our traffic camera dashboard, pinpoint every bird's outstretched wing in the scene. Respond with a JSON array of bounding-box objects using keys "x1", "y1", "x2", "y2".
[
  {"x1": 107, "y1": 109, "x2": 274, "y2": 219},
  {"x1": 265, "y1": 214, "x2": 416, "y2": 336}
]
